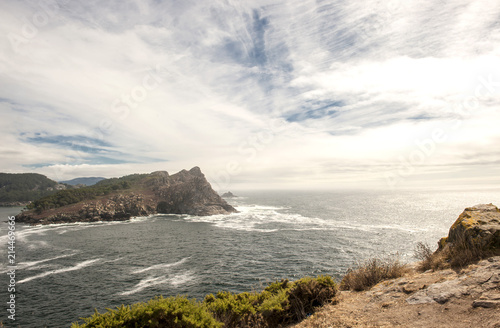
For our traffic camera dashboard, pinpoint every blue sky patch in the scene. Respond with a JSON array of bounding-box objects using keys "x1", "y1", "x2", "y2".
[{"x1": 286, "y1": 101, "x2": 345, "y2": 122}]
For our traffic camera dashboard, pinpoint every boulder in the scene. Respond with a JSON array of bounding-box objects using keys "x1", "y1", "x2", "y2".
[{"x1": 439, "y1": 203, "x2": 500, "y2": 251}]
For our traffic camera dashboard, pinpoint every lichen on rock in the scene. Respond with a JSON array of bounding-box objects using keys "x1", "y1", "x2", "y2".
[{"x1": 439, "y1": 203, "x2": 500, "y2": 251}]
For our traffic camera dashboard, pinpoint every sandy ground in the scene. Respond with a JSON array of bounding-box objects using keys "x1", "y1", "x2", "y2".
[{"x1": 293, "y1": 259, "x2": 500, "y2": 328}]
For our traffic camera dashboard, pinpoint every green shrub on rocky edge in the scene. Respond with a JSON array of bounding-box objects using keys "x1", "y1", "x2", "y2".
[
  {"x1": 71, "y1": 296, "x2": 222, "y2": 328},
  {"x1": 72, "y1": 276, "x2": 337, "y2": 328}
]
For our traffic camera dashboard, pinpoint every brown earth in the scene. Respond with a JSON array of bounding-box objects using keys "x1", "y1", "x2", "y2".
[{"x1": 293, "y1": 258, "x2": 500, "y2": 328}]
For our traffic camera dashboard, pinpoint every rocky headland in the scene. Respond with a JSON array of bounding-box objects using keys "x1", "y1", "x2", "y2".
[{"x1": 16, "y1": 167, "x2": 237, "y2": 225}]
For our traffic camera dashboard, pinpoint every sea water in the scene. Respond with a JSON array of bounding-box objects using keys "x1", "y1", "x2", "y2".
[{"x1": 0, "y1": 189, "x2": 499, "y2": 327}]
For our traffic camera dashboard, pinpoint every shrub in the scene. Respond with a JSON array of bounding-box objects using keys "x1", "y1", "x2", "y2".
[
  {"x1": 414, "y1": 234, "x2": 500, "y2": 271},
  {"x1": 71, "y1": 296, "x2": 222, "y2": 328},
  {"x1": 72, "y1": 277, "x2": 337, "y2": 328},
  {"x1": 287, "y1": 276, "x2": 337, "y2": 322},
  {"x1": 204, "y1": 291, "x2": 262, "y2": 327},
  {"x1": 204, "y1": 276, "x2": 337, "y2": 327},
  {"x1": 413, "y1": 242, "x2": 447, "y2": 271},
  {"x1": 340, "y1": 257, "x2": 408, "y2": 291}
]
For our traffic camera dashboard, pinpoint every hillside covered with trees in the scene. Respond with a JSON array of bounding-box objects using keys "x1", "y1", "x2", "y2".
[
  {"x1": 0, "y1": 173, "x2": 64, "y2": 205},
  {"x1": 26, "y1": 173, "x2": 147, "y2": 213}
]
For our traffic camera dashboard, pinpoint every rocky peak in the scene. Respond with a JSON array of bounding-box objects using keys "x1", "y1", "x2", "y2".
[
  {"x1": 189, "y1": 166, "x2": 203, "y2": 175},
  {"x1": 151, "y1": 171, "x2": 169, "y2": 177}
]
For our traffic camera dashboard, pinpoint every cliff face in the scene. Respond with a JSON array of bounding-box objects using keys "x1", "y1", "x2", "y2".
[
  {"x1": 439, "y1": 203, "x2": 500, "y2": 251},
  {"x1": 16, "y1": 167, "x2": 237, "y2": 225},
  {"x1": 153, "y1": 167, "x2": 236, "y2": 216}
]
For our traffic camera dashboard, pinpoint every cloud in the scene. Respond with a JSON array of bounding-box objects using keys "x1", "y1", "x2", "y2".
[{"x1": 0, "y1": 0, "x2": 499, "y2": 189}]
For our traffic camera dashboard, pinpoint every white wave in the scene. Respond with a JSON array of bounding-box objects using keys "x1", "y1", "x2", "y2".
[
  {"x1": 18, "y1": 259, "x2": 100, "y2": 284},
  {"x1": 236, "y1": 205, "x2": 288, "y2": 212},
  {"x1": 129, "y1": 215, "x2": 153, "y2": 223},
  {"x1": 14, "y1": 252, "x2": 77, "y2": 271},
  {"x1": 119, "y1": 276, "x2": 169, "y2": 295},
  {"x1": 181, "y1": 206, "x2": 325, "y2": 232},
  {"x1": 102, "y1": 257, "x2": 123, "y2": 264},
  {"x1": 169, "y1": 272, "x2": 195, "y2": 286},
  {"x1": 180, "y1": 204, "x2": 427, "y2": 234},
  {"x1": 25, "y1": 264, "x2": 53, "y2": 271},
  {"x1": 132, "y1": 257, "x2": 189, "y2": 274},
  {"x1": 119, "y1": 271, "x2": 195, "y2": 296}
]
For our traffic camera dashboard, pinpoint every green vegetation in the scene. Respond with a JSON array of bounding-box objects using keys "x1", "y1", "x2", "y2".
[
  {"x1": 73, "y1": 276, "x2": 337, "y2": 328},
  {"x1": 0, "y1": 173, "x2": 59, "y2": 203},
  {"x1": 27, "y1": 174, "x2": 147, "y2": 213},
  {"x1": 205, "y1": 276, "x2": 336, "y2": 327},
  {"x1": 340, "y1": 257, "x2": 408, "y2": 291},
  {"x1": 71, "y1": 296, "x2": 222, "y2": 328}
]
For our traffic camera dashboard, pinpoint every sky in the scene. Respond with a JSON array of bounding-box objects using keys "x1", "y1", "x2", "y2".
[{"x1": 1, "y1": 0, "x2": 500, "y2": 191}]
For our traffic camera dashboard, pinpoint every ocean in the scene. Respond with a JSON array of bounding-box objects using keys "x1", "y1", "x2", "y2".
[{"x1": 0, "y1": 189, "x2": 499, "y2": 327}]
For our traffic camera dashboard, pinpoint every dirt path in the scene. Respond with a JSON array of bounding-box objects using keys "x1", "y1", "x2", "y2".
[{"x1": 293, "y1": 258, "x2": 500, "y2": 328}]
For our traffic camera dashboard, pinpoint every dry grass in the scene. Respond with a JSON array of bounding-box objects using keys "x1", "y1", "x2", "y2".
[
  {"x1": 340, "y1": 257, "x2": 408, "y2": 291},
  {"x1": 446, "y1": 234, "x2": 499, "y2": 268},
  {"x1": 414, "y1": 242, "x2": 447, "y2": 272},
  {"x1": 414, "y1": 236, "x2": 500, "y2": 272}
]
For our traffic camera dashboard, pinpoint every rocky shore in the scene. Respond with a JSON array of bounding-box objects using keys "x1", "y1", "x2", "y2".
[{"x1": 16, "y1": 167, "x2": 237, "y2": 225}]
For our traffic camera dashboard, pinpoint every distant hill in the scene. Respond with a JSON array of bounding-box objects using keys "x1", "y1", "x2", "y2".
[
  {"x1": 60, "y1": 177, "x2": 105, "y2": 186},
  {"x1": 0, "y1": 173, "x2": 67, "y2": 205}
]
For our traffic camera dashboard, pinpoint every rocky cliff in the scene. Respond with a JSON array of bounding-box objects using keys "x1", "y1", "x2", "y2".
[
  {"x1": 438, "y1": 203, "x2": 500, "y2": 252},
  {"x1": 16, "y1": 167, "x2": 237, "y2": 225}
]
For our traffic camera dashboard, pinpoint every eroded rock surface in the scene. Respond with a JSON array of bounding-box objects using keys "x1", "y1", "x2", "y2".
[
  {"x1": 405, "y1": 257, "x2": 500, "y2": 307},
  {"x1": 439, "y1": 203, "x2": 500, "y2": 250}
]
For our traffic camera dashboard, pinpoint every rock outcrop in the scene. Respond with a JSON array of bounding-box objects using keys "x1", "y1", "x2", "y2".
[
  {"x1": 153, "y1": 167, "x2": 236, "y2": 216},
  {"x1": 405, "y1": 256, "x2": 500, "y2": 306},
  {"x1": 16, "y1": 167, "x2": 237, "y2": 225},
  {"x1": 221, "y1": 191, "x2": 237, "y2": 198},
  {"x1": 438, "y1": 203, "x2": 500, "y2": 251}
]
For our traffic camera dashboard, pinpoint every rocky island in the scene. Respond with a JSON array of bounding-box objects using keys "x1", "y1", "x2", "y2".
[{"x1": 16, "y1": 167, "x2": 237, "y2": 225}]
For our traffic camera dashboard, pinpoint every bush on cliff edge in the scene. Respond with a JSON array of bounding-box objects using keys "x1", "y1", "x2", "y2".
[
  {"x1": 205, "y1": 275, "x2": 337, "y2": 327},
  {"x1": 71, "y1": 296, "x2": 222, "y2": 328},
  {"x1": 72, "y1": 276, "x2": 337, "y2": 328}
]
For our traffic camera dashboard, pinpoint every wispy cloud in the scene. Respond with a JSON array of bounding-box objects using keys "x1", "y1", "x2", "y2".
[{"x1": 0, "y1": 0, "x2": 499, "y2": 189}]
